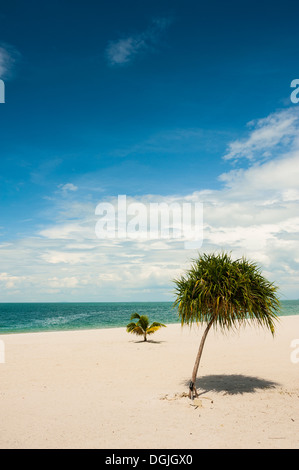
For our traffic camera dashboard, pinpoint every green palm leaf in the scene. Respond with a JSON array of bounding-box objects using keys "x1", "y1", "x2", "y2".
[
  {"x1": 173, "y1": 252, "x2": 280, "y2": 398},
  {"x1": 126, "y1": 315, "x2": 166, "y2": 341}
]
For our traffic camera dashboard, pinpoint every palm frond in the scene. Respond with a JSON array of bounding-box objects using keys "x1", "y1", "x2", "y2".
[
  {"x1": 126, "y1": 314, "x2": 166, "y2": 340},
  {"x1": 126, "y1": 322, "x2": 145, "y2": 336},
  {"x1": 130, "y1": 312, "x2": 141, "y2": 321},
  {"x1": 173, "y1": 252, "x2": 280, "y2": 335},
  {"x1": 147, "y1": 322, "x2": 166, "y2": 335}
]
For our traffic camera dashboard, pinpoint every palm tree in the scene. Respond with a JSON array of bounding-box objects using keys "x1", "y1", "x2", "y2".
[
  {"x1": 173, "y1": 252, "x2": 280, "y2": 399},
  {"x1": 126, "y1": 313, "x2": 166, "y2": 341}
]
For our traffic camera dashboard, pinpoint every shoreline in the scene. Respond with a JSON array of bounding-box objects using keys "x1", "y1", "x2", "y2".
[
  {"x1": 0, "y1": 315, "x2": 298, "y2": 449},
  {"x1": 0, "y1": 300, "x2": 298, "y2": 336},
  {"x1": 0, "y1": 312, "x2": 298, "y2": 337},
  {"x1": 0, "y1": 320, "x2": 179, "y2": 337}
]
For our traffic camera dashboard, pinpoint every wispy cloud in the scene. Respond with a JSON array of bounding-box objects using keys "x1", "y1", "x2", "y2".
[
  {"x1": 108, "y1": 127, "x2": 228, "y2": 159},
  {"x1": 1, "y1": 107, "x2": 299, "y2": 300},
  {"x1": 106, "y1": 17, "x2": 172, "y2": 66},
  {"x1": 0, "y1": 272, "x2": 26, "y2": 289},
  {"x1": 0, "y1": 43, "x2": 20, "y2": 79},
  {"x1": 223, "y1": 108, "x2": 299, "y2": 162},
  {"x1": 58, "y1": 183, "x2": 78, "y2": 193}
]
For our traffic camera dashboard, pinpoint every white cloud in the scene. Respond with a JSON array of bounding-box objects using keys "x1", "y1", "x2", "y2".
[
  {"x1": 1, "y1": 106, "x2": 299, "y2": 301},
  {"x1": 58, "y1": 183, "x2": 78, "y2": 192},
  {"x1": 39, "y1": 221, "x2": 94, "y2": 240},
  {"x1": 0, "y1": 272, "x2": 27, "y2": 289},
  {"x1": 0, "y1": 47, "x2": 11, "y2": 78},
  {"x1": 106, "y1": 17, "x2": 172, "y2": 66},
  {"x1": 0, "y1": 44, "x2": 19, "y2": 79},
  {"x1": 40, "y1": 251, "x2": 88, "y2": 265},
  {"x1": 223, "y1": 108, "x2": 299, "y2": 161},
  {"x1": 219, "y1": 151, "x2": 299, "y2": 194},
  {"x1": 48, "y1": 276, "x2": 79, "y2": 288},
  {"x1": 106, "y1": 37, "x2": 145, "y2": 65}
]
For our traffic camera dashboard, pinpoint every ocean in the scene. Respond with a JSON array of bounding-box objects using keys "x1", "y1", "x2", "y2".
[{"x1": 0, "y1": 300, "x2": 298, "y2": 334}]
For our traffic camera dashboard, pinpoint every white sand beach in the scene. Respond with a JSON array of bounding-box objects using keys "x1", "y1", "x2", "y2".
[{"x1": 0, "y1": 315, "x2": 298, "y2": 449}]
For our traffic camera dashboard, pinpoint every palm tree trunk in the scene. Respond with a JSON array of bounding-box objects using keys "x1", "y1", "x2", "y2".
[{"x1": 189, "y1": 318, "x2": 214, "y2": 399}]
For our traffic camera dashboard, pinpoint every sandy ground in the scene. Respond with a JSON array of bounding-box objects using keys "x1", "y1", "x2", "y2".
[{"x1": 0, "y1": 315, "x2": 298, "y2": 449}]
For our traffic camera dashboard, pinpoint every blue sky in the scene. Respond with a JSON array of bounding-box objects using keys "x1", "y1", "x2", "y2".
[{"x1": 1, "y1": 0, "x2": 299, "y2": 301}]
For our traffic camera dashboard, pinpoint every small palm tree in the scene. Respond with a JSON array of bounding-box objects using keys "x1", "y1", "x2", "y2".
[
  {"x1": 126, "y1": 313, "x2": 166, "y2": 341},
  {"x1": 173, "y1": 252, "x2": 280, "y2": 399}
]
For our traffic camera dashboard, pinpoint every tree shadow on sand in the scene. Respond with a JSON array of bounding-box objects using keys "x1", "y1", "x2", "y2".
[
  {"x1": 129, "y1": 339, "x2": 165, "y2": 344},
  {"x1": 184, "y1": 374, "x2": 279, "y2": 395}
]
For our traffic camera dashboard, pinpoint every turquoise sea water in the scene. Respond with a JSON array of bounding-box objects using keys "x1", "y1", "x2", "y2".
[{"x1": 0, "y1": 300, "x2": 298, "y2": 334}]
